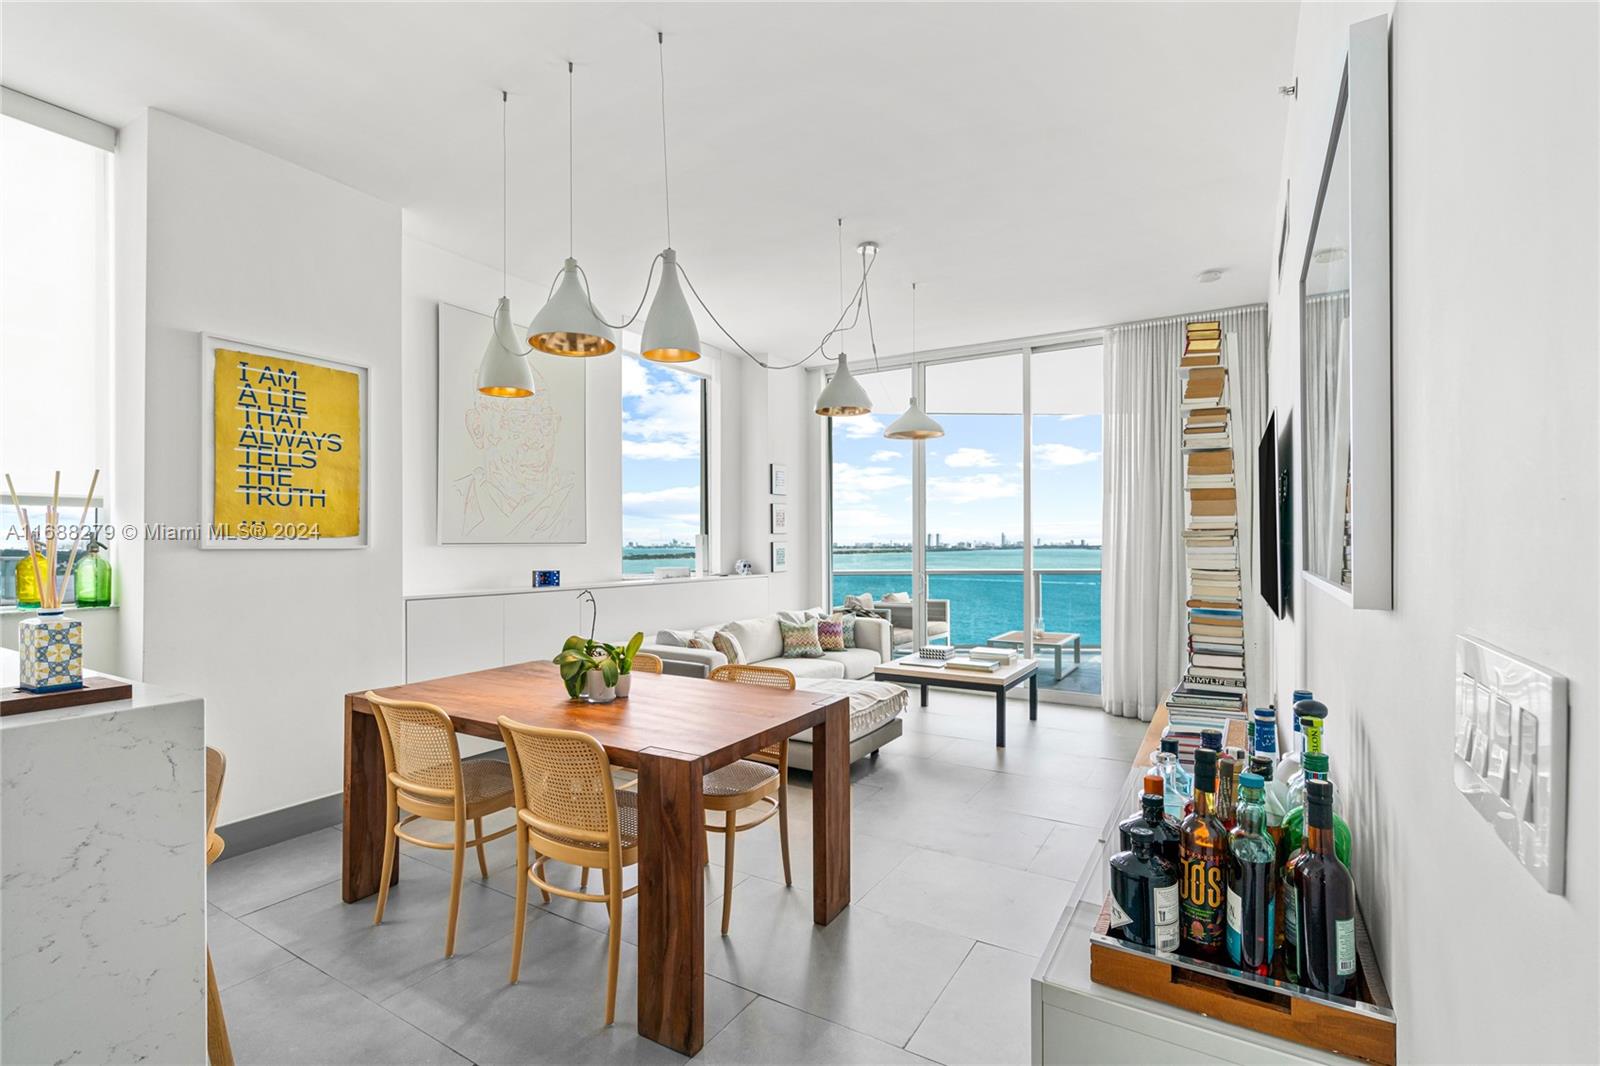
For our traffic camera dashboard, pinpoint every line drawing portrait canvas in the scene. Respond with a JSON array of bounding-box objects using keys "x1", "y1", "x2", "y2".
[{"x1": 437, "y1": 302, "x2": 586, "y2": 543}]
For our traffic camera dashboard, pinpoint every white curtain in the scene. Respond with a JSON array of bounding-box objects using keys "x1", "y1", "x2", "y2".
[
  {"x1": 1303, "y1": 293, "x2": 1350, "y2": 579},
  {"x1": 1101, "y1": 304, "x2": 1269, "y2": 720}
]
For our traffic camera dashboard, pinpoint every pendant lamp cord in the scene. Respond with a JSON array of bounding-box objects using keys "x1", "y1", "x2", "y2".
[
  {"x1": 658, "y1": 31, "x2": 672, "y2": 249},
  {"x1": 568, "y1": 62, "x2": 575, "y2": 259},
  {"x1": 501, "y1": 90, "x2": 508, "y2": 299},
  {"x1": 862, "y1": 244, "x2": 880, "y2": 371},
  {"x1": 837, "y1": 218, "x2": 845, "y2": 358}
]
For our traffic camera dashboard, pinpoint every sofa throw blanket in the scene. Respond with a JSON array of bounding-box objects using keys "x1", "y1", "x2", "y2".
[{"x1": 779, "y1": 619, "x2": 825, "y2": 658}]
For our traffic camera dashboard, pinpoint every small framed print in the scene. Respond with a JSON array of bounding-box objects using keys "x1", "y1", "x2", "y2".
[
  {"x1": 769, "y1": 463, "x2": 787, "y2": 496},
  {"x1": 770, "y1": 503, "x2": 788, "y2": 534},
  {"x1": 770, "y1": 541, "x2": 788, "y2": 573}
]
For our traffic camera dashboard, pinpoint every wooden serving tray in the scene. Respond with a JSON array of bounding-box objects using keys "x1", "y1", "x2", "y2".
[
  {"x1": 1, "y1": 674, "x2": 134, "y2": 716},
  {"x1": 1089, "y1": 895, "x2": 1396, "y2": 1064}
]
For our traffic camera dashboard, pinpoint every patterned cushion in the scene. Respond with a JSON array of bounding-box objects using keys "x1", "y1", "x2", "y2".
[
  {"x1": 687, "y1": 635, "x2": 715, "y2": 650},
  {"x1": 830, "y1": 613, "x2": 859, "y2": 648},
  {"x1": 712, "y1": 629, "x2": 744, "y2": 664},
  {"x1": 779, "y1": 620, "x2": 825, "y2": 658},
  {"x1": 817, "y1": 619, "x2": 845, "y2": 651}
]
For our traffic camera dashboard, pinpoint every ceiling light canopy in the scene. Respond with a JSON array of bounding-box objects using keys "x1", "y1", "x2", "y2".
[{"x1": 476, "y1": 91, "x2": 535, "y2": 398}]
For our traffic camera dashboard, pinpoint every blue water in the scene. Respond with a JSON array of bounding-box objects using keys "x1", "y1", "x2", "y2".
[
  {"x1": 620, "y1": 546, "x2": 1103, "y2": 648},
  {"x1": 832, "y1": 547, "x2": 1101, "y2": 647}
]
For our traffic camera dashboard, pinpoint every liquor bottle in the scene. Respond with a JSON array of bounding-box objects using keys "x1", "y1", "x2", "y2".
[
  {"x1": 1182, "y1": 730, "x2": 1225, "y2": 816},
  {"x1": 1294, "y1": 697, "x2": 1330, "y2": 757},
  {"x1": 1292, "y1": 780, "x2": 1358, "y2": 995},
  {"x1": 1179, "y1": 749, "x2": 1228, "y2": 958},
  {"x1": 1227, "y1": 773, "x2": 1276, "y2": 975},
  {"x1": 1275, "y1": 690, "x2": 1312, "y2": 784},
  {"x1": 1154, "y1": 738, "x2": 1191, "y2": 820},
  {"x1": 1250, "y1": 706, "x2": 1278, "y2": 762},
  {"x1": 1119, "y1": 774, "x2": 1181, "y2": 867},
  {"x1": 1215, "y1": 754, "x2": 1239, "y2": 831},
  {"x1": 1110, "y1": 826, "x2": 1181, "y2": 952},
  {"x1": 1279, "y1": 753, "x2": 1352, "y2": 865}
]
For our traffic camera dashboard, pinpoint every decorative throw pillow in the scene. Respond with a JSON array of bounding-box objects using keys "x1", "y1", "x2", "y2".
[
  {"x1": 712, "y1": 629, "x2": 744, "y2": 664},
  {"x1": 817, "y1": 619, "x2": 845, "y2": 652},
  {"x1": 844, "y1": 593, "x2": 874, "y2": 614},
  {"x1": 882, "y1": 591, "x2": 911, "y2": 603},
  {"x1": 686, "y1": 635, "x2": 715, "y2": 650},
  {"x1": 829, "y1": 613, "x2": 858, "y2": 648},
  {"x1": 779, "y1": 619, "x2": 825, "y2": 658}
]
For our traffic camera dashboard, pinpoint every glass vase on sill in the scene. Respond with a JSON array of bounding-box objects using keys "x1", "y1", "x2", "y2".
[{"x1": 14, "y1": 550, "x2": 49, "y2": 609}]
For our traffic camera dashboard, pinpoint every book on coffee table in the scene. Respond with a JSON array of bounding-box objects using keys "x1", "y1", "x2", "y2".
[{"x1": 944, "y1": 657, "x2": 1002, "y2": 673}]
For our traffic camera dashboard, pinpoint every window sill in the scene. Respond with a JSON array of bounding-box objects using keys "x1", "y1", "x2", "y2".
[{"x1": 0, "y1": 605, "x2": 119, "y2": 615}]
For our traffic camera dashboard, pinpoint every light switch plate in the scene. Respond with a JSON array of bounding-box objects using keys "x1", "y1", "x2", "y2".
[{"x1": 1453, "y1": 635, "x2": 1568, "y2": 894}]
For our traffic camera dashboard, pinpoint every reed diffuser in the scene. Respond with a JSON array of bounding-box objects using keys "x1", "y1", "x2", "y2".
[{"x1": 6, "y1": 469, "x2": 99, "y2": 692}]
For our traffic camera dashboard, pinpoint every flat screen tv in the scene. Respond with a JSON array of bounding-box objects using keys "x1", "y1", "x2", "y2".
[{"x1": 1257, "y1": 413, "x2": 1284, "y2": 617}]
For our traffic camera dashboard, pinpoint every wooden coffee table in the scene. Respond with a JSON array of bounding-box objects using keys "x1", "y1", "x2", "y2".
[
  {"x1": 986, "y1": 630, "x2": 1081, "y2": 681},
  {"x1": 871, "y1": 656, "x2": 1038, "y2": 747}
]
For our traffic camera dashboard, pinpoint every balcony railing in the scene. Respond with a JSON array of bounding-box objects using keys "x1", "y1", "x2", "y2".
[{"x1": 829, "y1": 567, "x2": 1103, "y2": 651}]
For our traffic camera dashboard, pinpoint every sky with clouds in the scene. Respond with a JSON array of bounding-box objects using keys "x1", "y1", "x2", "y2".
[
  {"x1": 831, "y1": 410, "x2": 1103, "y2": 547},
  {"x1": 621, "y1": 354, "x2": 704, "y2": 546}
]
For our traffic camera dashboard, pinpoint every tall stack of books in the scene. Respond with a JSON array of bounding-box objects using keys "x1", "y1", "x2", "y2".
[{"x1": 1168, "y1": 320, "x2": 1248, "y2": 757}]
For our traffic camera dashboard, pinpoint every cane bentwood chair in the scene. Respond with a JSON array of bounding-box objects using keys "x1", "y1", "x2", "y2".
[
  {"x1": 705, "y1": 663, "x2": 794, "y2": 935},
  {"x1": 630, "y1": 651, "x2": 664, "y2": 674},
  {"x1": 364, "y1": 692, "x2": 516, "y2": 957},
  {"x1": 499, "y1": 719, "x2": 640, "y2": 1025}
]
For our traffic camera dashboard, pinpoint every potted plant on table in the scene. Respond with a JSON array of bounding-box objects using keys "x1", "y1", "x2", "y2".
[{"x1": 556, "y1": 635, "x2": 619, "y2": 703}]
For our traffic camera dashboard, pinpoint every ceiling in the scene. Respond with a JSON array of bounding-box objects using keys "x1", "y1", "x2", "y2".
[{"x1": 2, "y1": 2, "x2": 1299, "y2": 362}]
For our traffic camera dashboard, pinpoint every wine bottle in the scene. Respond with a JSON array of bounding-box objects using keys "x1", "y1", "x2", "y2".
[
  {"x1": 1227, "y1": 772, "x2": 1275, "y2": 975},
  {"x1": 1293, "y1": 779, "x2": 1358, "y2": 995}
]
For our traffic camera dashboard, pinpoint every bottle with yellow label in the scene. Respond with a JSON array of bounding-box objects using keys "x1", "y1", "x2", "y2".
[{"x1": 1179, "y1": 748, "x2": 1228, "y2": 958}]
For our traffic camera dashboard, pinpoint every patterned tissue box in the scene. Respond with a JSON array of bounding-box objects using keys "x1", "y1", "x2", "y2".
[{"x1": 19, "y1": 612, "x2": 84, "y2": 692}]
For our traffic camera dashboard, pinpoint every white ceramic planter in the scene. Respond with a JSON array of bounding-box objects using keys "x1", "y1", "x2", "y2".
[{"x1": 583, "y1": 671, "x2": 617, "y2": 704}]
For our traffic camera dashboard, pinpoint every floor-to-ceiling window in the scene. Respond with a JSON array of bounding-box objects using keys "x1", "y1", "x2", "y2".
[
  {"x1": 829, "y1": 368, "x2": 913, "y2": 608},
  {"x1": 1030, "y1": 343, "x2": 1104, "y2": 697},
  {"x1": 825, "y1": 339, "x2": 1104, "y2": 702},
  {"x1": 924, "y1": 352, "x2": 1025, "y2": 657},
  {"x1": 620, "y1": 353, "x2": 707, "y2": 574}
]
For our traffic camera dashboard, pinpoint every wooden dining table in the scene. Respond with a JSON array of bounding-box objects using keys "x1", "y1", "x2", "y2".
[{"x1": 341, "y1": 660, "x2": 852, "y2": 1057}]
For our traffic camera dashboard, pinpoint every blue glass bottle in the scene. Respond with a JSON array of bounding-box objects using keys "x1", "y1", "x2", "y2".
[{"x1": 1155, "y1": 737, "x2": 1192, "y2": 820}]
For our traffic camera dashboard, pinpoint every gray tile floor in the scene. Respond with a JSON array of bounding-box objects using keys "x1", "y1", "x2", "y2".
[{"x1": 208, "y1": 690, "x2": 1144, "y2": 1065}]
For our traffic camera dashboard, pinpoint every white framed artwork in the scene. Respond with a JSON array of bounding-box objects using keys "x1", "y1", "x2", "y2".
[
  {"x1": 770, "y1": 503, "x2": 788, "y2": 534},
  {"x1": 769, "y1": 463, "x2": 787, "y2": 496},
  {"x1": 436, "y1": 302, "x2": 587, "y2": 543},
  {"x1": 770, "y1": 541, "x2": 788, "y2": 572},
  {"x1": 199, "y1": 333, "x2": 369, "y2": 549}
]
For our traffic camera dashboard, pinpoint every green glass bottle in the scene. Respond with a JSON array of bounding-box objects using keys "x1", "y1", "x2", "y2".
[
  {"x1": 1279, "y1": 752, "x2": 1352, "y2": 866},
  {"x1": 73, "y1": 542, "x2": 112, "y2": 607}
]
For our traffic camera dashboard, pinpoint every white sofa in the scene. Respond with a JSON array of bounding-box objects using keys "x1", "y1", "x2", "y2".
[{"x1": 642, "y1": 608, "x2": 892, "y2": 681}]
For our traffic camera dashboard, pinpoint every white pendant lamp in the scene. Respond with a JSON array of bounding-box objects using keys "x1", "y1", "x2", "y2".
[
  {"x1": 816, "y1": 353, "x2": 873, "y2": 417},
  {"x1": 884, "y1": 282, "x2": 944, "y2": 439},
  {"x1": 816, "y1": 219, "x2": 872, "y2": 417},
  {"x1": 529, "y1": 63, "x2": 616, "y2": 357},
  {"x1": 477, "y1": 91, "x2": 535, "y2": 398},
  {"x1": 641, "y1": 248, "x2": 701, "y2": 362},
  {"x1": 478, "y1": 296, "x2": 535, "y2": 396},
  {"x1": 641, "y1": 33, "x2": 701, "y2": 364}
]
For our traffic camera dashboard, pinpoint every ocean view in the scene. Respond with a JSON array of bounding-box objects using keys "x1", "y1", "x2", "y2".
[{"x1": 621, "y1": 545, "x2": 1103, "y2": 648}]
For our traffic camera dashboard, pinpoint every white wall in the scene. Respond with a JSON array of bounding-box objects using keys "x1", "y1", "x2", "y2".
[
  {"x1": 124, "y1": 110, "x2": 405, "y2": 824},
  {"x1": 738, "y1": 360, "x2": 821, "y2": 609},
  {"x1": 1269, "y1": 4, "x2": 1598, "y2": 1060}
]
